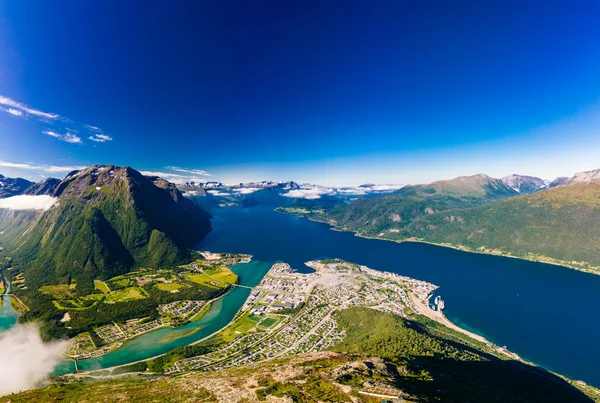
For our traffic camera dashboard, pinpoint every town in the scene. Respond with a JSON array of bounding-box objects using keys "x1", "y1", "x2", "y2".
[{"x1": 165, "y1": 258, "x2": 439, "y2": 373}]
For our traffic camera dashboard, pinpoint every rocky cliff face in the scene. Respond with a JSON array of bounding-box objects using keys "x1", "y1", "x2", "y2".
[{"x1": 22, "y1": 178, "x2": 61, "y2": 196}]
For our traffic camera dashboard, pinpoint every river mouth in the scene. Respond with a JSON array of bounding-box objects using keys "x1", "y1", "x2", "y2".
[
  {"x1": 2, "y1": 204, "x2": 600, "y2": 387},
  {"x1": 50, "y1": 259, "x2": 273, "y2": 375},
  {"x1": 196, "y1": 205, "x2": 600, "y2": 387}
]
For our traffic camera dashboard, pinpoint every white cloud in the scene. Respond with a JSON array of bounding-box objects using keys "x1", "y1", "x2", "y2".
[
  {"x1": 0, "y1": 323, "x2": 67, "y2": 396},
  {"x1": 336, "y1": 184, "x2": 405, "y2": 196},
  {"x1": 142, "y1": 169, "x2": 213, "y2": 184},
  {"x1": 43, "y1": 130, "x2": 82, "y2": 144},
  {"x1": 0, "y1": 161, "x2": 85, "y2": 174},
  {"x1": 0, "y1": 195, "x2": 58, "y2": 211},
  {"x1": 141, "y1": 171, "x2": 185, "y2": 180},
  {"x1": 371, "y1": 184, "x2": 405, "y2": 191},
  {"x1": 207, "y1": 190, "x2": 230, "y2": 196},
  {"x1": 88, "y1": 133, "x2": 113, "y2": 143},
  {"x1": 3, "y1": 107, "x2": 23, "y2": 117},
  {"x1": 0, "y1": 95, "x2": 59, "y2": 120},
  {"x1": 283, "y1": 186, "x2": 335, "y2": 199},
  {"x1": 166, "y1": 166, "x2": 211, "y2": 176},
  {"x1": 232, "y1": 187, "x2": 260, "y2": 194},
  {"x1": 281, "y1": 183, "x2": 404, "y2": 199},
  {"x1": 0, "y1": 95, "x2": 112, "y2": 145}
]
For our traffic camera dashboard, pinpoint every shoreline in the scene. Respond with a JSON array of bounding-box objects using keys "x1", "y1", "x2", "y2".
[
  {"x1": 288, "y1": 211, "x2": 600, "y2": 277},
  {"x1": 62, "y1": 280, "x2": 242, "y2": 375}
]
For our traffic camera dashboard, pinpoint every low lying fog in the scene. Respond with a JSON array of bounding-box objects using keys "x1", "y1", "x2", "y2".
[
  {"x1": 0, "y1": 323, "x2": 67, "y2": 395},
  {"x1": 0, "y1": 195, "x2": 58, "y2": 211}
]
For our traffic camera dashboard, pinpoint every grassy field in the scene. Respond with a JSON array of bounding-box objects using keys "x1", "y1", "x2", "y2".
[
  {"x1": 104, "y1": 287, "x2": 148, "y2": 303},
  {"x1": 258, "y1": 317, "x2": 280, "y2": 328},
  {"x1": 39, "y1": 283, "x2": 76, "y2": 300},
  {"x1": 213, "y1": 313, "x2": 263, "y2": 343},
  {"x1": 204, "y1": 266, "x2": 238, "y2": 284},
  {"x1": 93, "y1": 280, "x2": 110, "y2": 294},
  {"x1": 185, "y1": 266, "x2": 238, "y2": 289},
  {"x1": 155, "y1": 282, "x2": 183, "y2": 292},
  {"x1": 53, "y1": 293, "x2": 104, "y2": 310},
  {"x1": 185, "y1": 273, "x2": 220, "y2": 288}
]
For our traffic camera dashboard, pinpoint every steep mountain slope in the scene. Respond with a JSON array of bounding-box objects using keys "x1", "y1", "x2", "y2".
[
  {"x1": 0, "y1": 174, "x2": 33, "y2": 198},
  {"x1": 1, "y1": 165, "x2": 211, "y2": 293},
  {"x1": 325, "y1": 174, "x2": 518, "y2": 235},
  {"x1": 396, "y1": 181, "x2": 600, "y2": 271},
  {"x1": 22, "y1": 177, "x2": 61, "y2": 196},
  {"x1": 502, "y1": 174, "x2": 546, "y2": 194}
]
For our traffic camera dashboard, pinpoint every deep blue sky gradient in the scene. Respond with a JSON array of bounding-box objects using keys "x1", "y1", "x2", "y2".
[{"x1": 1, "y1": 1, "x2": 600, "y2": 185}]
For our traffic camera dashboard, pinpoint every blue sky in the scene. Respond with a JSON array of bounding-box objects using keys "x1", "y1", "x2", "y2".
[{"x1": 1, "y1": 0, "x2": 600, "y2": 186}]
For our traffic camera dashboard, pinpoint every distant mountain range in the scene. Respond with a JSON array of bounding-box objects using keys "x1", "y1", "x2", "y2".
[
  {"x1": 283, "y1": 168, "x2": 600, "y2": 273},
  {"x1": 0, "y1": 165, "x2": 211, "y2": 294},
  {"x1": 4, "y1": 167, "x2": 600, "y2": 276},
  {"x1": 0, "y1": 175, "x2": 60, "y2": 198},
  {"x1": 321, "y1": 174, "x2": 518, "y2": 235}
]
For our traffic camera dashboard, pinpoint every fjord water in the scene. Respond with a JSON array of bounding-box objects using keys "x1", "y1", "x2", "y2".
[{"x1": 200, "y1": 205, "x2": 600, "y2": 387}]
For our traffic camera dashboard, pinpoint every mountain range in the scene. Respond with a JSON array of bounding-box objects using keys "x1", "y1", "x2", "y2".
[
  {"x1": 3, "y1": 166, "x2": 600, "y2": 283},
  {"x1": 299, "y1": 168, "x2": 600, "y2": 273},
  {"x1": 0, "y1": 175, "x2": 61, "y2": 198}
]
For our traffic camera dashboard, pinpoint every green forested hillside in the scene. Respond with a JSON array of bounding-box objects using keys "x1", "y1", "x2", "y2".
[
  {"x1": 392, "y1": 181, "x2": 600, "y2": 270},
  {"x1": 0, "y1": 165, "x2": 211, "y2": 292},
  {"x1": 326, "y1": 174, "x2": 517, "y2": 234},
  {"x1": 333, "y1": 307, "x2": 596, "y2": 402},
  {"x1": 328, "y1": 180, "x2": 600, "y2": 271}
]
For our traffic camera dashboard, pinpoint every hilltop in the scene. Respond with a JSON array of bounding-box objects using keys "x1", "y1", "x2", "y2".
[
  {"x1": 0, "y1": 165, "x2": 211, "y2": 291},
  {"x1": 0, "y1": 174, "x2": 34, "y2": 198},
  {"x1": 502, "y1": 174, "x2": 547, "y2": 194},
  {"x1": 316, "y1": 174, "x2": 517, "y2": 235}
]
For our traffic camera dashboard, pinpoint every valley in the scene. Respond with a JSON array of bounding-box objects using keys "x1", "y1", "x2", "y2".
[
  {"x1": 3, "y1": 167, "x2": 600, "y2": 400},
  {"x1": 6, "y1": 258, "x2": 600, "y2": 402}
]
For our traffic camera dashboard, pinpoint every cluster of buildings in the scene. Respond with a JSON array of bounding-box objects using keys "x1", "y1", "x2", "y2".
[
  {"x1": 92, "y1": 318, "x2": 165, "y2": 347},
  {"x1": 243, "y1": 263, "x2": 311, "y2": 315},
  {"x1": 165, "y1": 259, "x2": 441, "y2": 375},
  {"x1": 158, "y1": 300, "x2": 206, "y2": 320},
  {"x1": 197, "y1": 252, "x2": 252, "y2": 267}
]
